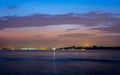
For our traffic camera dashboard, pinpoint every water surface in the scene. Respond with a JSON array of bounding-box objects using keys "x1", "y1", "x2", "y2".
[{"x1": 0, "y1": 50, "x2": 120, "y2": 75}]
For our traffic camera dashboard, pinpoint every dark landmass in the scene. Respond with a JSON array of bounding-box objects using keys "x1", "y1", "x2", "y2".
[
  {"x1": 57, "y1": 46, "x2": 120, "y2": 50},
  {"x1": 0, "y1": 46, "x2": 120, "y2": 50}
]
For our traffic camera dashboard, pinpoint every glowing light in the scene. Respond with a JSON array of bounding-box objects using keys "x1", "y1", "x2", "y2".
[
  {"x1": 21, "y1": 48, "x2": 28, "y2": 50},
  {"x1": 53, "y1": 47, "x2": 56, "y2": 50},
  {"x1": 21, "y1": 48, "x2": 36, "y2": 50},
  {"x1": 84, "y1": 43, "x2": 91, "y2": 47},
  {"x1": 80, "y1": 48, "x2": 86, "y2": 51},
  {"x1": 11, "y1": 48, "x2": 15, "y2": 50}
]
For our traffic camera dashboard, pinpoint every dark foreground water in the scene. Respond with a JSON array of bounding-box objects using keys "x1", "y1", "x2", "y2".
[{"x1": 0, "y1": 50, "x2": 120, "y2": 75}]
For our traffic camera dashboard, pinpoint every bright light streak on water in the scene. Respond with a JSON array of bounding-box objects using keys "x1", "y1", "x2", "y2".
[
  {"x1": 53, "y1": 50, "x2": 56, "y2": 75},
  {"x1": 53, "y1": 50, "x2": 56, "y2": 60}
]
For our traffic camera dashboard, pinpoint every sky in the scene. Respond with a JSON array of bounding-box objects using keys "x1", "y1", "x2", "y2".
[{"x1": 0, "y1": 0, "x2": 120, "y2": 48}]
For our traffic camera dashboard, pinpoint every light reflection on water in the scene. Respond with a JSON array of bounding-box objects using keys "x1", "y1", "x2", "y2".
[
  {"x1": 0, "y1": 50, "x2": 120, "y2": 75},
  {"x1": 53, "y1": 50, "x2": 56, "y2": 75}
]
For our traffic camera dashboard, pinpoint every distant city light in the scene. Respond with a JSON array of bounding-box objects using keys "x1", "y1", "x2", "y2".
[
  {"x1": 84, "y1": 44, "x2": 91, "y2": 47},
  {"x1": 21, "y1": 48, "x2": 36, "y2": 50},
  {"x1": 52, "y1": 47, "x2": 56, "y2": 50},
  {"x1": 80, "y1": 48, "x2": 86, "y2": 51}
]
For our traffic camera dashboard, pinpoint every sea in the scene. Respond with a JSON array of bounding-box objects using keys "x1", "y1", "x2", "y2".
[{"x1": 0, "y1": 50, "x2": 120, "y2": 75}]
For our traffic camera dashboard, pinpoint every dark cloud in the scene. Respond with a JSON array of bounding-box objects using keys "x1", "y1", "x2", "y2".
[
  {"x1": 0, "y1": 11, "x2": 120, "y2": 33},
  {"x1": 91, "y1": 23, "x2": 120, "y2": 33},
  {"x1": 7, "y1": 6, "x2": 18, "y2": 10},
  {"x1": 58, "y1": 33, "x2": 94, "y2": 38},
  {"x1": 66, "y1": 28, "x2": 78, "y2": 32},
  {"x1": 0, "y1": 6, "x2": 18, "y2": 13}
]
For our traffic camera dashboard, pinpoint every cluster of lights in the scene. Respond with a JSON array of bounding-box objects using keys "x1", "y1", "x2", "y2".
[
  {"x1": 21, "y1": 48, "x2": 36, "y2": 50},
  {"x1": 20, "y1": 47, "x2": 56, "y2": 50},
  {"x1": 0, "y1": 47, "x2": 86, "y2": 51}
]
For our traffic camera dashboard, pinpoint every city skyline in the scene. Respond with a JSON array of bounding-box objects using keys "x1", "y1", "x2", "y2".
[{"x1": 0, "y1": 0, "x2": 120, "y2": 48}]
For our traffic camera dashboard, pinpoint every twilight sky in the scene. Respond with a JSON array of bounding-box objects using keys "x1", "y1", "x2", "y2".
[{"x1": 0, "y1": 0, "x2": 120, "y2": 48}]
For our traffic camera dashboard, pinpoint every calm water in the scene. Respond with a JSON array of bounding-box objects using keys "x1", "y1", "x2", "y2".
[{"x1": 0, "y1": 50, "x2": 120, "y2": 75}]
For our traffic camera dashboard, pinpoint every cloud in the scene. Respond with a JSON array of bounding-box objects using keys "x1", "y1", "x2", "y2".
[
  {"x1": 91, "y1": 23, "x2": 120, "y2": 33},
  {"x1": 66, "y1": 28, "x2": 79, "y2": 32},
  {"x1": 58, "y1": 33, "x2": 94, "y2": 38},
  {"x1": 7, "y1": 6, "x2": 18, "y2": 10},
  {"x1": 0, "y1": 6, "x2": 18, "y2": 12},
  {"x1": 0, "y1": 11, "x2": 120, "y2": 33}
]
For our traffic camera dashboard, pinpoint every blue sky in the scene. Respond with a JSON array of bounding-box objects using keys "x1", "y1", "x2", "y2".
[{"x1": 0, "y1": 0, "x2": 120, "y2": 16}]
